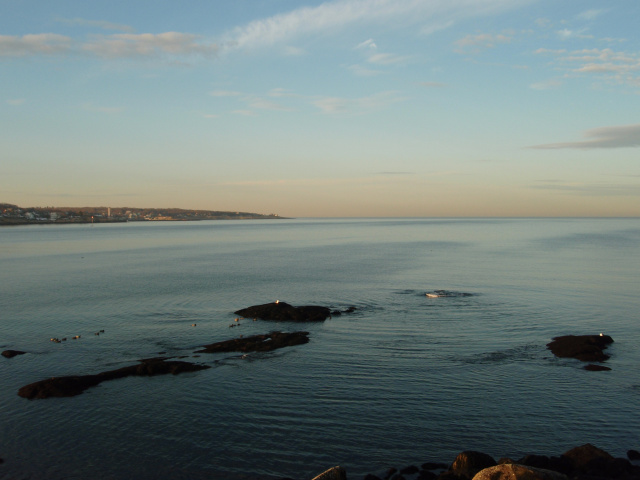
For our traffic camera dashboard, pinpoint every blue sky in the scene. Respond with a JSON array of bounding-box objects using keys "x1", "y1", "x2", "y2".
[{"x1": 2, "y1": 0, "x2": 639, "y2": 216}]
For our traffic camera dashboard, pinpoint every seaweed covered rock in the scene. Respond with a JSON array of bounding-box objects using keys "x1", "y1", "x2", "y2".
[
  {"x1": 546, "y1": 334, "x2": 613, "y2": 362},
  {"x1": 195, "y1": 331, "x2": 310, "y2": 354},
  {"x1": 235, "y1": 302, "x2": 331, "y2": 322},
  {"x1": 18, "y1": 358, "x2": 210, "y2": 399}
]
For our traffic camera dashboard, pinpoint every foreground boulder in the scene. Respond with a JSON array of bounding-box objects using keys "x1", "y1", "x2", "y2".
[
  {"x1": 195, "y1": 331, "x2": 310, "y2": 354},
  {"x1": 2, "y1": 349, "x2": 27, "y2": 358},
  {"x1": 472, "y1": 464, "x2": 567, "y2": 480},
  {"x1": 546, "y1": 334, "x2": 613, "y2": 363},
  {"x1": 235, "y1": 302, "x2": 332, "y2": 322},
  {"x1": 18, "y1": 358, "x2": 210, "y2": 399}
]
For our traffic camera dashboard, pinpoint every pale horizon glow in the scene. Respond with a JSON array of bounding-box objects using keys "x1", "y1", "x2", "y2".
[{"x1": 1, "y1": 1, "x2": 639, "y2": 217}]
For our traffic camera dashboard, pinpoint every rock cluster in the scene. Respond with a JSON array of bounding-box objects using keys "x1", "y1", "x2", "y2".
[
  {"x1": 363, "y1": 444, "x2": 640, "y2": 480},
  {"x1": 546, "y1": 334, "x2": 614, "y2": 370}
]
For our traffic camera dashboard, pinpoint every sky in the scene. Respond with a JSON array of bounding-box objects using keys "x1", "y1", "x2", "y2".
[{"x1": 1, "y1": 0, "x2": 639, "y2": 217}]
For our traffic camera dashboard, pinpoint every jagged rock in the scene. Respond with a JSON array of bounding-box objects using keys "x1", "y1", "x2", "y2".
[
  {"x1": 2, "y1": 350, "x2": 27, "y2": 358},
  {"x1": 194, "y1": 331, "x2": 310, "y2": 354},
  {"x1": 547, "y1": 335, "x2": 613, "y2": 362},
  {"x1": 235, "y1": 302, "x2": 332, "y2": 322},
  {"x1": 451, "y1": 451, "x2": 497, "y2": 479},
  {"x1": 471, "y1": 464, "x2": 568, "y2": 480},
  {"x1": 18, "y1": 358, "x2": 210, "y2": 399}
]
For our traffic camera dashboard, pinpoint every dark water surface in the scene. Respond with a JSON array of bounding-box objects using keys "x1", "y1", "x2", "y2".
[{"x1": 1, "y1": 218, "x2": 639, "y2": 479}]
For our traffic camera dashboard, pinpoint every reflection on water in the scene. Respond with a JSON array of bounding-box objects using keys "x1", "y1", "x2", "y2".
[{"x1": 1, "y1": 218, "x2": 639, "y2": 479}]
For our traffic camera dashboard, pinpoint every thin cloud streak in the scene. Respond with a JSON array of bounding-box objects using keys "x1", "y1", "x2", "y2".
[{"x1": 530, "y1": 124, "x2": 640, "y2": 149}]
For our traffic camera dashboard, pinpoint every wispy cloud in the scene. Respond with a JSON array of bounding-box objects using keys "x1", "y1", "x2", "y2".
[
  {"x1": 535, "y1": 47, "x2": 640, "y2": 89},
  {"x1": 83, "y1": 32, "x2": 218, "y2": 58},
  {"x1": 209, "y1": 90, "x2": 242, "y2": 97},
  {"x1": 576, "y1": 9, "x2": 608, "y2": 21},
  {"x1": 7, "y1": 98, "x2": 26, "y2": 106},
  {"x1": 532, "y1": 181, "x2": 640, "y2": 197},
  {"x1": 312, "y1": 91, "x2": 403, "y2": 114},
  {"x1": 556, "y1": 28, "x2": 593, "y2": 40},
  {"x1": 529, "y1": 79, "x2": 562, "y2": 90},
  {"x1": 454, "y1": 32, "x2": 512, "y2": 53},
  {"x1": 530, "y1": 124, "x2": 640, "y2": 149},
  {"x1": 223, "y1": 0, "x2": 532, "y2": 51},
  {"x1": 54, "y1": 17, "x2": 135, "y2": 33},
  {"x1": 0, "y1": 34, "x2": 72, "y2": 57}
]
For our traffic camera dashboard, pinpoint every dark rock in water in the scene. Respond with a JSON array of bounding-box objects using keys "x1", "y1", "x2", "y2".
[
  {"x1": 546, "y1": 334, "x2": 613, "y2": 362},
  {"x1": 18, "y1": 358, "x2": 210, "y2": 399},
  {"x1": 628, "y1": 449, "x2": 640, "y2": 461},
  {"x1": 2, "y1": 350, "x2": 27, "y2": 358},
  {"x1": 472, "y1": 464, "x2": 568, "y2": 480},
  {"x1": 584, "y1": 364, "x2": 611, "y2": 371},
  {"x1": 195, "y1": 331, "x2": 310, "y2": 354},
  {"x1": 235, "y1": 302, "x2": 331, "y2": 322},
  {"x1": 450, "y1": 451, "x2": 496, "y2": 479},
  {"x1": 363, "y1": 475, "x2": 383, "y2": 480}
]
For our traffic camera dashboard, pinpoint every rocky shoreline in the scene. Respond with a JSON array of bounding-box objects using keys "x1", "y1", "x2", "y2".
[{"x1": 354, "y1": 444, "x2": 640, "y2": 480}]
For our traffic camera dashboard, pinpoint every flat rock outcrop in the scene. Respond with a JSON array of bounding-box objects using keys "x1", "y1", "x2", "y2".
[
  {"x1": 195, "y1": 331, "x2": 310, "y2": 354},
  {"x1": 2, "y1": 350, "x2": 27, "y2": 358},
  {"x1": 546, "y1": 334, "x2": 613, "y2": 363},
  {"x1": 235, "y1": 302, "x2": 332, "y2": 322},
  {"x1": 18, "y1": 358, "x2": 210, "y2": 399},
  {"x1": 472, "y1": 464, "x2": 568, "y2": 480}
]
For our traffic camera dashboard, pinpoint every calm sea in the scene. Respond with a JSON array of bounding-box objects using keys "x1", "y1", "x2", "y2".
[{"x1": 1, "y1": 218, "x2": 639, "y2": 480}]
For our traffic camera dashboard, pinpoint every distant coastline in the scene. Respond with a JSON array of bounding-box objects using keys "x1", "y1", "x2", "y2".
[{"x1": 0, "y1": 203, "x2": 284, "y2": 226}]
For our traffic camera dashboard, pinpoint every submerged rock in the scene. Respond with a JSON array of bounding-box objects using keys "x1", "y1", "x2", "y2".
[
  {"x1": 235, "y1": 301, "x2": 331, "y2": 322},
  {"x1": 2, "y1": 350, "x2": 27, "y2": 358},
  {"x1": 546, "y1": 334, "x2": 613, "y2": 363},
  {"x1": 18, "y1": 358, "x2": 210, "y2": 399},
  {"x1": 195, "y1": 331, "x2": 310, "y2": 354}
]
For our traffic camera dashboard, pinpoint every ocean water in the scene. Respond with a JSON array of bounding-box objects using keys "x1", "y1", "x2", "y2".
[{"x1": 1, "y1": 218, "x2": 639, "y2": 480}]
